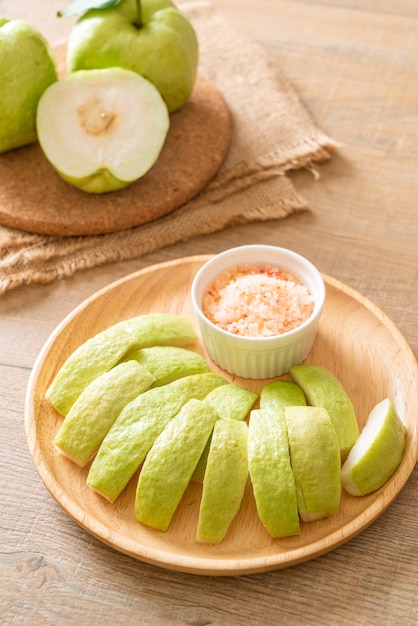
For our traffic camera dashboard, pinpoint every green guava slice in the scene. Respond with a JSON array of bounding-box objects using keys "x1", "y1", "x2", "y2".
[
  {"x1": 120, "y1": 313, "x2": 197, "y2": 348},
  {"x1": 135, "y1": 398, "x2": 219, "y2": 532},
  {"x1": 204, "y1": 384, "x2": 259, "y2": 421},
  {"x1": 122, "y1": 345, "x2": 209, "y2": 386},
  {"x1": 260, "y1": 379, "x2": 306, "y2": 410},
  {"x1": 290, "y1": 365, "x2": 359, "y2": 460},
  {"x1": 285, "y1": 405, "x2": 341, "y2": 522},
  {"x1": 192, "y1": 383, "x2": 258, "y2": 483},
  {"x1": 248, "y1": 407, "x2": 300, "y2": 538},
  {"x1": 53, "y1": 360, "x2": 155, "y2": 466},
  {"x1": 197, "y1": 418, "x2": 248, "y2": 543},
  {"x1": 46, "y1": 325, "x2": 135, "y2": 416},
  {"x1": 341, "y1": 398, "x2": 406, "y2": 496}
]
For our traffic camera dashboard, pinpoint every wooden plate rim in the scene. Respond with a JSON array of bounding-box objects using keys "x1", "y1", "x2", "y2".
[{"x1": 24, "y1": 255, "x2": 418, "y2": 575}]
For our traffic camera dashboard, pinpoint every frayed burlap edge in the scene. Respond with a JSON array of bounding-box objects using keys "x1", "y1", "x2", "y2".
[
  {"x1": 0, "y1": 1, "x2": 340, "y2": 296},
  {"x1": 0, "y1": 175, "x2": 308, "y2": 295}
]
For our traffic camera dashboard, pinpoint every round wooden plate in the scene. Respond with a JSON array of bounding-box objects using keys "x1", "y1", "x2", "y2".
[
  {"x1": 0, "y1": 44, "x2": 232, "y2": 236},
  {"x1": 25, "y1": 256, "x2": 418, "y2": 576}
]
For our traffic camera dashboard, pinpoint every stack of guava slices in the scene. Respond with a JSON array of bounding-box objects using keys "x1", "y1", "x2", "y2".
[{"x1": 46, "y1": 313, "x2": 406, "y2": 544}]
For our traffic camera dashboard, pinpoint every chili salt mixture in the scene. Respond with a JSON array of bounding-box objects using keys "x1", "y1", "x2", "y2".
[{"x1": 202, "y1": 264, "x2": 315, "y2": 338}]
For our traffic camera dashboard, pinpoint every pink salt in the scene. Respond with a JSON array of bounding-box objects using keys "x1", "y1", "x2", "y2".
[{"x1": 202, "y1": 264, "x2": 315, "y2": 338}]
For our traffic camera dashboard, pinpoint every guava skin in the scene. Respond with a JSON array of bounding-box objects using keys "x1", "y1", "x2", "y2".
[
  {"x1": 59, "y1": 168, "x2": 132, "y2": 194},
  {"x1": 66, "y1": 0, "x2": 199, "y2": 112},
  {"x1": 0, "y1": 19, "x2": 58, "y2": 153}
]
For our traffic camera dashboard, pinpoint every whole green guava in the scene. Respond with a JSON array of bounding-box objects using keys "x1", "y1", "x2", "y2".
[
  {"x1": 66, "y1": 0, "x2": 199, "y2": 112},
  {"x1": 0, "y1": 18, "x2": 58, "y2": 153}
]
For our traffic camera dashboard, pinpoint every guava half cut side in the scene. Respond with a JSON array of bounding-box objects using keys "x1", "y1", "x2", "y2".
[{"x1": 36, "y1": 67, "x2": 170, "y2": 193}]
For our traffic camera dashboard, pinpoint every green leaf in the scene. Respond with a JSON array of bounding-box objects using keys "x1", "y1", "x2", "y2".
[{"x1": 57, "y1": 0, "x2": 122, "y2": 18}]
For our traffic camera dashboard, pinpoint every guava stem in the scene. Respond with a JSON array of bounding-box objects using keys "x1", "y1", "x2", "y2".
[{"x1": 135, "y1": 0, "x2": 143, "y2": 28}]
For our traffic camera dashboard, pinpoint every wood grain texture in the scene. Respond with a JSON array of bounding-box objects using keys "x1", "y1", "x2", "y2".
[{"x1": 1, "y1": 0, "x2": 418, "y2": 624}]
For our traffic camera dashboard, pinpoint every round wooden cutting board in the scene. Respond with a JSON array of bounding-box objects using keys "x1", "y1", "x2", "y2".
[{"x1": 0, "y1": 43, "x2": 232, "y2": 236}]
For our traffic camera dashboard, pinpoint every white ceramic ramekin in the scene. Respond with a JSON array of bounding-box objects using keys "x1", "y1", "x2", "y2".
[{"x1": 191, "y1": 245, "x2": 326, "y2": 379}]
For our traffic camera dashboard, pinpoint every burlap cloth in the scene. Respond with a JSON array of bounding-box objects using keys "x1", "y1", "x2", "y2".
[{"x1": 0, "y1": 1, "x2": 339, "y2": 296}]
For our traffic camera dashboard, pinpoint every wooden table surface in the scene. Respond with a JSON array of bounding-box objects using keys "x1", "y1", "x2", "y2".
[{"x1": 1, "y1": 1, "x2": 417, "y2": 624}]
